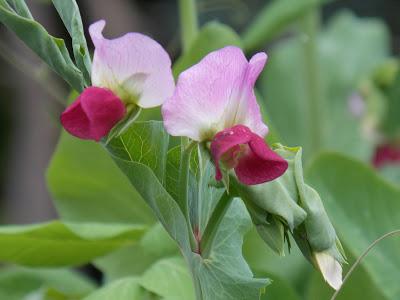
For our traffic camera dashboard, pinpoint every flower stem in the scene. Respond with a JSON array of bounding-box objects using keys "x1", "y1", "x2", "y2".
[
  {"x1": 200, "y1": 192, "x2": 233, "y2": 257},
  {"x1": 179, "y1": 140, "x2": 197, "y2": 250},
  {"x1": 330, "y1": 229, "x2": 400, "y2": 300},
  {"x1": 178, "y1": 0, "x2": 199, "y2": 53},
  {"x1": 302, "y1": 10, "x2": 323, "y2": 155}
]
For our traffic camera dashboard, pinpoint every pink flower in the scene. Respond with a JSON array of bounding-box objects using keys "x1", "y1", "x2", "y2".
[
  {"x1": 61, "y1": 20, "x2": 174, "y2": 141},
  {"x1": 372, "y1": 143, "x2": 400, "y2": 168},
  {"x1": 162, "y1": 46, "x2": 288, "y2": 185}
]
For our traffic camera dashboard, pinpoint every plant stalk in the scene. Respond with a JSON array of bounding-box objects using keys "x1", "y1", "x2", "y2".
[
  {"x1": 178, "y1": 0, "x2": 199, "y2": 53},
  {"x1": 179, "y1": 140, "x2": 198, "y2": 250},
  {"x1": 200, "y1": 192, "x2": 233, "y2": 257},
  {"x1": 302, "y1": 9, "x2": 323, "y2": 155}
]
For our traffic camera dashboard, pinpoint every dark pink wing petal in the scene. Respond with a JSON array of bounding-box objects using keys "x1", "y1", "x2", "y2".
[{"x1": 234, "y1": 133, "x2": 288, "y2": 185}]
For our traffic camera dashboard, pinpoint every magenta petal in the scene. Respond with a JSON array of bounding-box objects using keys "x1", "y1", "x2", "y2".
[
  {"x1": 61, "y1": 87, "x2": 126, "y2": 141},
  {"x1": 235, "y1": 133, "x2": 288, "y2": 185},
  {"x1": 210, "y1": 125, "x2": 288, "y2": 185},
  {"x1": 372, "y1": 143, "x2": 400, "y2": 168}
]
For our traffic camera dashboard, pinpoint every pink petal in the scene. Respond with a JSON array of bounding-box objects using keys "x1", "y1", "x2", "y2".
[
  {"x1": 61, "y1": 87, "x2": 126, "y2": 141},
  {"x1": 89, "y1": 20, "x2": 174, "y2": 108},
  {"x1": 162, "y1": 46, "x2": 268, "y2": 141},
  {"x1": 210, "y1": 125, "x2": 288, "y2": 185}
]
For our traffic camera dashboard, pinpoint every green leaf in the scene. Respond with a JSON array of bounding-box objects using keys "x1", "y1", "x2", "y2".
[
  {"x1": 140, "y1": 256, "x2": 195, "y2": 300},
  {"x1": 105, "y1": 121, "x2": 268, "y2": 299},
  {"x1": 5, "y1": 0, "x2": 32, "y2": 19},
  {"x1": 189, "y1": 200, "x2": 269, "y2": 300},
  {"x1": 307, "y1": 153, "x2": 400, "y2": 299},
  {"x1": 0, "y1": 0, "x2": 84, "y2": 91},
  {"x1": 105, "y1": 121, "x2": 192, "y2": 255},
  {"x1": 259, "y1": 12, "x2": 390, "y2": 161},
  {"x1": 52, "y1": 0, "x2": 91, "y2": 85},
  {"x1": 83, "y1": 277, "x2": 151, "y2": 300},
  {"x1": 47, "y1": 131, "x2": 154, "y2": 225},
  {"x1": 173, "y1": 21, "x2": 242, "y2": 78},
  {"x1": 95, "y1": 223, "x2": 178, "y2": 282},
  {"x1": 0, "y1": 267, "x2": 95, "y2": 300},
  {"x1": 260, "y1": 275, "x2": 301, "y2": 300},
  {"x1": 242, "y1": 0, "x2": 331, "y2": 51},
  {"x1": 0, "y1": 221, "x2": 146, "y2": 267}
]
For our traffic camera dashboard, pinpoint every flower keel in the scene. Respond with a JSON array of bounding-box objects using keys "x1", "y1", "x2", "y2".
[{"x1": 61, "y1": 87, "x2": 126, "y2": 141}]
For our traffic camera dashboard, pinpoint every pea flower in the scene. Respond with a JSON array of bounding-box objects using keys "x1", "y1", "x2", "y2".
[
  {"x1": 61, "y1": 20, "x2": 175, "y2": 141},
  {"x1": 372, "y1": 143, "x2": 400, "y2": 168},
  {"x1": 162, "y1": 46, "x2": 288, "y2": 185}
]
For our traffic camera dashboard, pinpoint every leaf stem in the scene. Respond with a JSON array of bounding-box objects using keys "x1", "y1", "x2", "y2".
[
  {"x1": 200, "y1": 192, "x2": 233, "y2": 257},
  {"x1": 179, "y1": 140, "x2": 197, "y2": 250},
  {"x1": 302, "y1": 9, "x2": 323, "y2": 155},
  {"x1": 178, "y1": 0, "x2": 199, "y2": 53},
  {"x1": 330, "y1": 229, "x2": 400, "y2": 300}
]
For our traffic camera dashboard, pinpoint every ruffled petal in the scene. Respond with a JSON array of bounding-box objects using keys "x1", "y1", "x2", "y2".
[
  {"x1": 162, "y1": 46, "x2": 268, "y2": 141},
  {"x1": 89, "y1": 20, "x2": 174, "y2": 108},
  {"x1": 61, "y1": 87, "x2": 125, "y2": 141},
  {"x1": 210, "y1": 125, "x2": 288, "y2": 185}
]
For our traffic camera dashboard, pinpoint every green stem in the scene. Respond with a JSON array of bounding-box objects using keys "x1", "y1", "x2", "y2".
[
  {"x1": 302, "y1": 10, "x2": 322, "y2": 155},
  {"x1": 330, "y1": 229, "x2": 400, "y2": 300},
  {"x1": 179, "y1": 140, "x2": 197, "y2": 250},
  {"x1": 200, "y1": 192, "x2": 233, "y2": 257},
  {"x1": 179, "y1": 0, "x2": 199, "y2": 53}
]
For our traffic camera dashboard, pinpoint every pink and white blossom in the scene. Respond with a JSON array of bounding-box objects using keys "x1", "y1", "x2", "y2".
[
  {"x1": 162, "y1": 46, "x2": 288, "y2": 185},
  {"x1": 61, "y1": 20, "x2": 174, "y2": 141}
]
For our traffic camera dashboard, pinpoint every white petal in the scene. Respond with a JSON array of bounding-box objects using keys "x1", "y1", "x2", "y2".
[{"x1": 315, "y1": 251, "x2": 343, "y2": 290}]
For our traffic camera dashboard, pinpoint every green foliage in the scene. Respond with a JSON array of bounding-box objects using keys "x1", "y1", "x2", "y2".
[
  {"x1": 306, "y1": 259, "x2": 385, "y2": 300},
  {"x1": 0, "y1": 221, "x2": 146, "y2": 267},
  {"x1": 259, "y1": 12, "x2": 390, "y2": 161},
  {"x1": 47, "y1": 132, "x2": 153, "y2": 225},
  {"x1": 51, "y1": 0, "x2": 91, "y2": 86},
  {"x1": 105, "y1": 121, "x2": 269, "y2": 300},
  {"x1": 0, "y1": 267, "x2": 95, "y2": 300},
  {"x1": 242, "y1": 0, "x2": 331, "y2": 51},
  {"x1": 173, "y1": 21, "x2": 242, "y2": 77},
  {"x1": 95, "y1": 223, "x2": 178, "y2": 282},
  {"x1": 307, "y1": 153, "x2": 400, "y2": 299},
  {"x1": 83, "y1": 278, "x2": 150, "y2": 300},
  {"x1": 140, "y1": 257, "x2": 195, "y2": 300},
  {"x1": 0, "y1": 0, "x2": 85, "y2": 91}
]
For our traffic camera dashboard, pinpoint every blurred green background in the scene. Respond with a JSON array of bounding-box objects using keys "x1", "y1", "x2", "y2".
[{"x1": 0, "y1": 0, "x2": 399, "y2": 299}]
